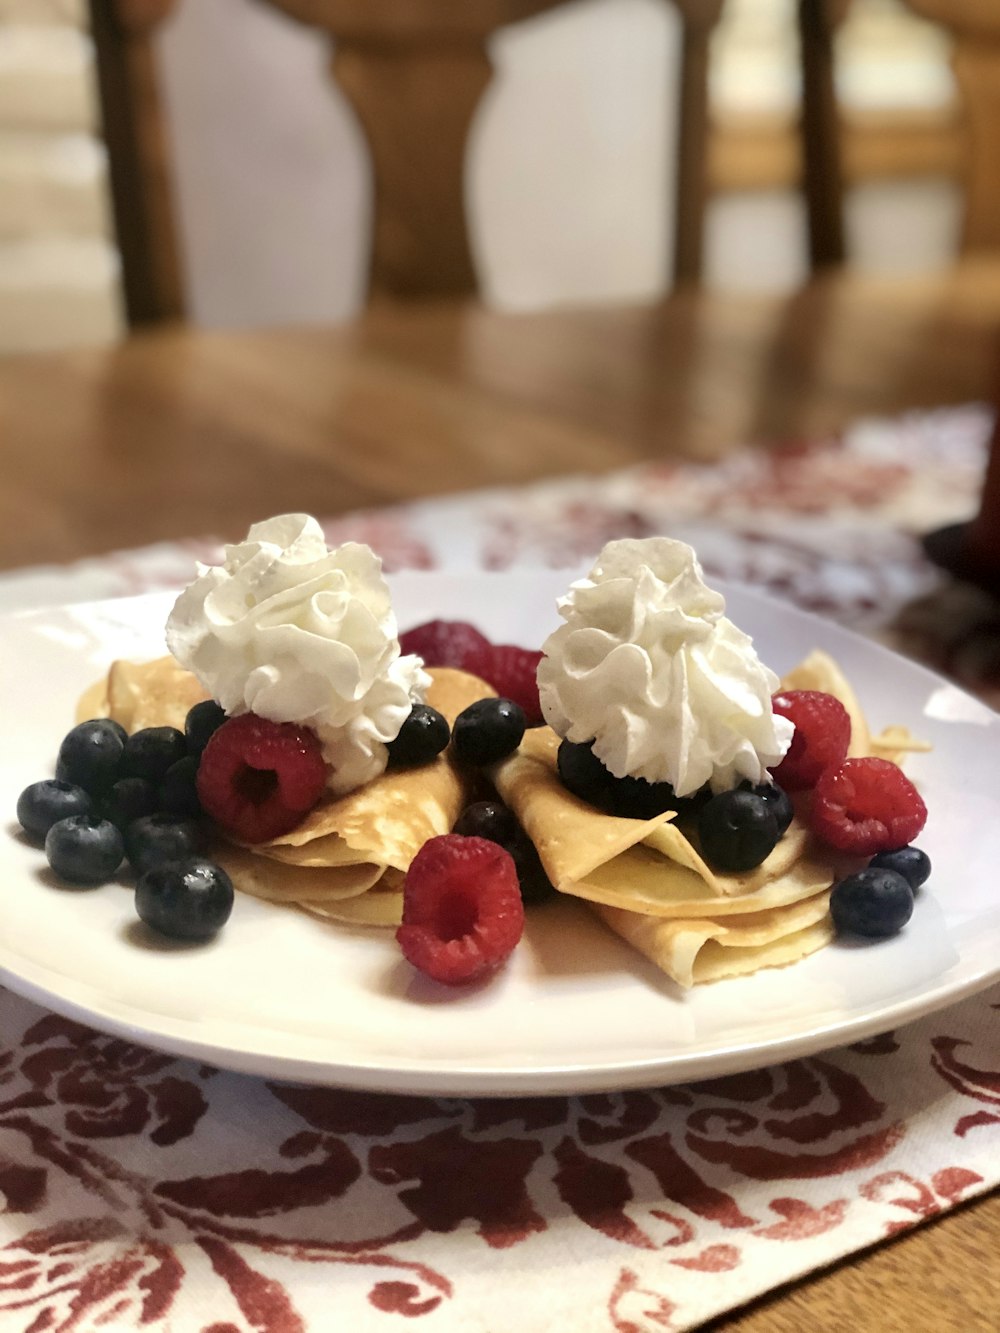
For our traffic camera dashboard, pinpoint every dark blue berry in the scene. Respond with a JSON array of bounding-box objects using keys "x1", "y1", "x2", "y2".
[
  {"x1": 124, "y1": 813, "x2": 205, "y2": 875},
  {"x1": 184, "y1": 700, "x2": 227, "y2": 755},
  {"x1": 55, "y1": 719, "x2": 126, "y2": 794},
  {"x1": 454, "y1": 800, "x2": 519, "y2": 846},
  {"x1": 45, "y1": 815, "x2": 124, "y2": 884},
  {"x1": 557, "y1": 740, "x2": 618, "y2": 812},
  {"x1": 869, "y1": 845, "x2": 931, "y2": 891},
  {"x1": 387, "y1": 704, "x2": 450, "y2": 768},
  {"x1": 17, "y1": 779, "x2": 92, "y2": 839},
  {"x1": 507, "y1": 827, "x2": 557, "y2": 906},
  {"x1": 452, "y1": 698, "x2": 525, "y2": 766},
  {"x1": 739, "y1": 780, "x2": 794, "y2": 836},
  {"x1": 102, "y1": 777, "x2": 158, "y2": 830},
  {"x1": 831, "y1": 867, "x2": 914, "y2": 938},
  {"x1": 697, "y1": 790, "x2": 780, "y2": 872},
  {"x1": 608, "y1": 774, "x2": 680, "y2": 820},
  {"x1": 158, "y1": 756, "x2": 202, "y2": 818},
  {"x1": 135, "y1": 857, "x2": 234, "y2": 941},
  {"x1": 122, "y1": 727, "x2": 187, "y2": 783}
]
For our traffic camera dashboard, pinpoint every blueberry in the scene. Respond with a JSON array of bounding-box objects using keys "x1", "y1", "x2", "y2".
[
  {"x1": 135, "y1": 857, "x2": 234, "y2": 941},
  {"x1": 55, "y1": 719, "x2": 126, "y2": 794},
  {"x1": 454, "y1": 800, "x2": 519, "y2": 846},
  {"x1": 387, "y1": 704, "x2": 450, "y2": 768},
  {"x1": 184, "y1": 699, "x2": 227, "y2": 755},
  {"x1": 739, "y1": 780, "x2": 794, "y2": 836},
  {"x1": 557, "y1": 740, "x2": 618, "y2": 812},
  {"x1": 697, "y1": 789, "x2": 780, "y2": 872},
  {"x1": 124, "y1": 814, "x2": 205, "y2": 875},
  {"x1": 507, "y1": 827, "x2": 557, "y2": 906},
  {"x1": 158, "y1": 756, "x2": 202, "y2": 818},
  {"x1": 831, "y1": 867, "x2": 914, "y2": 938},
  {"x1": 45, "y1": 815, "x2": 124, "y2": 884},
  {"x1": 102, "y1": 777, "x2": 158, "y2": 830},
  {"x1": 608, "y1": 774, "x2": 680, "y2": 821},
  {"x1": 122, "y1": 727, "x2": 187, "y2": 783},
  {"x1": 870, "y1": 845, "x2": 931, "y2": 892},
  {"x1": 452, "y1": 698, "x2": 526, "y2": 767},
  {"x1": 17, "y1": 779, "x2": 92, "y2": 839}
]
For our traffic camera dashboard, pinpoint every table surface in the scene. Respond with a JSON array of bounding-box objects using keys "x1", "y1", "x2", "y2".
[{"x1": 2, "y1": 264, "x2": 1000, "y2": 1331}]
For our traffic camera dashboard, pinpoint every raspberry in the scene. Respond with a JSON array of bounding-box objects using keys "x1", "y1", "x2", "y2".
[
  {"x1": 396, "y1": 834, "x2": 525, "y2": 985},
  {"x1": 399, "y1": 620, "x2": 492, "y2": 673},
  {"x1": 487, "y1": 645, "x2": 544, "y2": 726},
  {"x1": 770, "y1": 690, "x2": 852, "y2": 790},
  {"x1": 811, "y1": 757, "x2": 927, "y2": 855},
  {"x1": 197, "y1": 713, "x2": 327, "y2": 843}
]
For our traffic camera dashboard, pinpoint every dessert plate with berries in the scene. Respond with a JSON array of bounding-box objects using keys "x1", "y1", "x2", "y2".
[{"x1": 2, "y1": 570, "x2": 999, "y2": 1096}]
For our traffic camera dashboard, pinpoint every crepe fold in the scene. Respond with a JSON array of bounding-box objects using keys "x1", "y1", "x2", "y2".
[
  {"x1": 82, "y1": 658, "x2": 494, "y2": 928},
  {"x1": 493, "y1": 649, "x2": 911, "y2": 987}
]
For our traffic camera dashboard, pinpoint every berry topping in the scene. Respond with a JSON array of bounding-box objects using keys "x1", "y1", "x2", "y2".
[
  {"x1": 122, "y1": 726, "x2": 187, "y2": 783},
  {"x1": 45, "y1": 815, "x2": 124, "y2": 885},
  {"x1": 135, "y1": 857, "x2": 235, "y2": 941},
  {"x1": 399, "y1": 620, "x2": 492, "y2": 672},
  {"x1": 697, "y1": 789, "x2": 780, "y2": 872},
  {"x1": 102, "y1": 776, "x2": 158, "y2": 830},
  {"x1": 830, "y1": 867, "x2": 914, "y2": 938},
  {"x1": 184, "y1": 700, "x2": 227, "y2": 755},
  {"x1": 769, "y1": 690, "x2": 852, "y2": 790},
  {"x1": 452, "y1": 698, "x2": 526, "y2": 767},
  {"x1": 739, "y1": 780, "x2": 794, "y2": 836},
  {"x1": 396, "y1": 834, "x2": 524, "y2": 985},
  {"x1": 196, "y1": 713, "x2": 327, "y2": 843},
  {"x1": 386, "y1": 704, "x2": 450, "y2": 768},
  {"x1": 453, "y1": 800, "x2": 556, "y2": 906},
  {"x1": 17, "y1": 779, "x2": 92, "y2": 839},
  {"x1": 870, "y1": 845, "x2": 931, "y2": 891},
  {"x1": 487, "y1": 645, "x2": 544, "y2": 727},
  {"x1": 811, "y1": 757, "x2": 927, "y2": 855},
  {"x1": 556, "y1": 739, "x2": 680, "y2": 820},
  {"x1": 55, "y1": 719, "x2": 126, "y2": 795},
  {"x1": 158, "y1": 755, "x2": 203, "y2": 818},
  {"x1": 124, "y1": 813, "x2": 205, "y2": 875}
]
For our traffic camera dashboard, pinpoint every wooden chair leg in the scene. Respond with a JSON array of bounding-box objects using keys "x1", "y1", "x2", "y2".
[
  {"x1": 672, "y1": 0, "x2": 724, "y2": 288},
  {"x1": 798, "y1": 0, "x2": 849, "y2": 271}
]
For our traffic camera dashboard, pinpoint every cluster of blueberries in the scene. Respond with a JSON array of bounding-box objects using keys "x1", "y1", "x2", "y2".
[{"x1": 16, "y1": 701, "x2": 234, "y2": 942}]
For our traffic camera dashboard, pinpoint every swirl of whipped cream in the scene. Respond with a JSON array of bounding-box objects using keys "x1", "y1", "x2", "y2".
[
  {"x1": 165, "y1": 514, "x2": 429, "y2": 796},
  {"x1": 537, "y1": 538, "x2": 793, "y2": 796}
]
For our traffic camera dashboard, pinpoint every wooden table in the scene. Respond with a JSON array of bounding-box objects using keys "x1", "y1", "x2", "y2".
[{"x1": 2, "y1": 270, "x2": 999, "y2": 1330}]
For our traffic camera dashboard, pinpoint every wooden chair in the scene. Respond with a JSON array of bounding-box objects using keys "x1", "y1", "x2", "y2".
[{"x1": 91, "y1": 0, "x2": 856, "y2": 324}]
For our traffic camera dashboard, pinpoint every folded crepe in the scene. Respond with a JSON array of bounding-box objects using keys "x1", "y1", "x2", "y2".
[
  {"x1": 81, "y1": 658, "x2": 494, "y2": 927},
  {"x1": 493, "y1": 649, "x2": 923, "y2": 987}
]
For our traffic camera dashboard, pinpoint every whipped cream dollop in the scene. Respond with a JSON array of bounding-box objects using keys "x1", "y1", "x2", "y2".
[
  {"x1": 166, "y1": 514, "x2": 429, "y2": 796},
  {"x1": 537, "y1": 538, "x2": 793, "y2": 796}
]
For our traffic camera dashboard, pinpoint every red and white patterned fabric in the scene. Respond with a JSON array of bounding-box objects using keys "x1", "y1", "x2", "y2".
[{"x1": 1, "y1": 406, "x2": 998, "y2": 1331}]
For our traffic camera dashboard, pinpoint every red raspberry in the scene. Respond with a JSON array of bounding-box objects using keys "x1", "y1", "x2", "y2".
[
  {"x1": 486, "y1": 645, "x2": 544, "y2": 726},
  {"x1": 197, "y1": 713, "x2": 327, "y2": 843},
  {"x1": 770, "y1": 690, "x2": 852, "y2": 790},
  {"x1": 399, "y1": 620, "x2": 492, "y2": 674},
  {"x1": 811, "y1": 757, "x2": 927, "y2": 855},
  {"x1": 396, "y1": 834, "x2": 525, "y2": 986}
]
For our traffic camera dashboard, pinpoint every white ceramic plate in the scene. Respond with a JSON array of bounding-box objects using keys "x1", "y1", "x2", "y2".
[{"x1": 2, "y1": 574, "x2": 998, "y2": 1096}]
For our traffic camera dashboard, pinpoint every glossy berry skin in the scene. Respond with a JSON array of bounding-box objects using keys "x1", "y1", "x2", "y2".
[
  {"x1": 557, "y1": 739, "x2": 618, "y2": 812},
  {"x1": 386, "y1": 705, "x2": 450, "y2": 768},
  {"x1": 870, "y1": 845, "x2": 931, "y2": 892},
  {"x1": 811, "y1": 757, "x2": 927, "y2": 855},
  {"x1": 135, "y1": 857, "x2": 234, "y2": 942},
  {"x1": 454, "y1": 800, "x2": 519, "y2": 846},
  {"x1": 770, "y1": 690, "x2": 852, "y2": 791},
  {"x1": 830, "y1": 867, "x2": 914, "y2": 938},
  {"x1": 124, "y1": 813, "x2": 205, "y2": 875},
  {"x1": 17, "y1": 779, "x2": 92, "y2": 839},
  {"x1": 55, "y1": 719, "x2": 126, "y2": 795},
  {"x1": 158, "y1": 755, "x2": 203, "y2": 818},
  {"x1": 452, "y1": 698, "x2": 525, "y2": 767},
  {"x1": 697, "y1": 790, "x2": 780, "y2": 873},
  {"x1": 102, "y1": 777, "x2": 158, "y2": 830},
  {"x1": 399, "y1": 619, "x2": 492, "y2": 672},
  {"x1": 740, "y1": 780, "x2": 794, "y2": 836},
  {"x1": 45, "y1": 815, "x2": 124, "y2": 884},
  {"x1": 184, "y1": 700, "x2": 227, "y2": 755},
  {"x1": 122, "y1": 726, "x2": 187, "y2": 784}
]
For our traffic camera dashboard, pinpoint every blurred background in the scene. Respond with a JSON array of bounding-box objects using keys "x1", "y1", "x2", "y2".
[{"x1": 1, "y1": 0, "x2": 961, "y2": 354}]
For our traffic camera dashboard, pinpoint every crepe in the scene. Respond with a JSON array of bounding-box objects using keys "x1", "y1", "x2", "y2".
[
  {"x1": 493, "y1": 649, "x2": 919, "y2": 986},
  {"x1": 81, "y1": 658, "x2": 494, "y2": 927}
]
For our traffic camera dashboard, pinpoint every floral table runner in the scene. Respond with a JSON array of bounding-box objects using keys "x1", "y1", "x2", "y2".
[{"x1": 1, "y1": 405, "x2": 997, "y2": 1331}]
